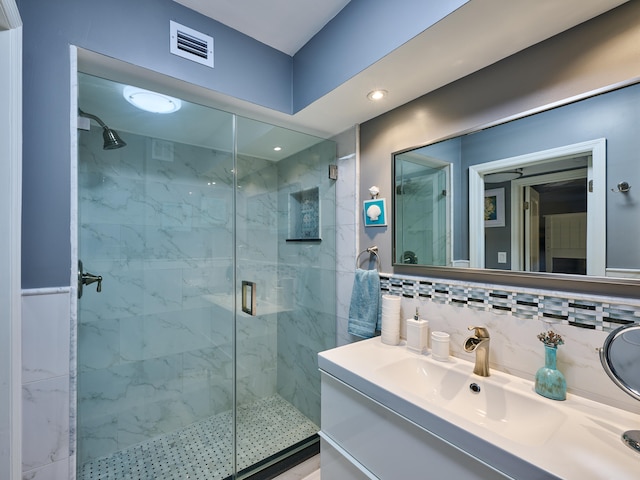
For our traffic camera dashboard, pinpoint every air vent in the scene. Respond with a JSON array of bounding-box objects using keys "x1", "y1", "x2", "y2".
[
  {"x1": 170, "y1": 21, "x2": 214, "y2": 68},
  {"x1": 151, "y1": 139, "x2": 174, "y2": 162}
]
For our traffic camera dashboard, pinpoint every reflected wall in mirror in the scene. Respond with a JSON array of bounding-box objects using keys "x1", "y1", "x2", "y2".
[{"x1": 393, "y1": 80, "x2": 640, "y2": 279}]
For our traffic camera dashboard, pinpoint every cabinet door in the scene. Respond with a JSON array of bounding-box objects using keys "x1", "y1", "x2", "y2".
[
  {"x1": 320, "y1": 437, "x2": 375, "y2": 480},
  {"x1": 321, "y1": 373, "x2": 509, "y2": 480}
]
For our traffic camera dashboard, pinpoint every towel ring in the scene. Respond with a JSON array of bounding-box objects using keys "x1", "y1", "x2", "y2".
[{"x1": 356, "y1": 246, "x2": 380, "y2": 271}]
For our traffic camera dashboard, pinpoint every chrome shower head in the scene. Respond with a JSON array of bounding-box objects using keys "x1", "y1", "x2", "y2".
[
  {"x1": 78, "y1": 109, "x2": 127, "y2": 150},
  {"x1": 101, "y1": 127, "x2": 127, "y2": 150}
]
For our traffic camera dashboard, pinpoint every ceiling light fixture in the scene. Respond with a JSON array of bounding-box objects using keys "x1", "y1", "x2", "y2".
[
  {"x1": 273, "y1": 146, "x2": 282, "y2": 151},
  {"x1": 123, "y1": 86, "x2": 182, "y2": 114},
  {"x1": 367, "y1": 89, "x2": 388, "y2": 101}
]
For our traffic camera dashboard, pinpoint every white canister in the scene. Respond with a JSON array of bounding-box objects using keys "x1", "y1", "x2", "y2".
[
  {"x1": 406, "y1": 318, "x2": 428, "y2": 353},
  {"x1": 380, "y1": 295, "x2": 401, "y2": 345},
  {"x1": 431, "y1": 331, "x2": 450, "y2": 361}
]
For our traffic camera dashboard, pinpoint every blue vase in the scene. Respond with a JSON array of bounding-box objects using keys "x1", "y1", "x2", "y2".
[{"x1": 534, "y1": 345, "x2": 566, "y2": 401}]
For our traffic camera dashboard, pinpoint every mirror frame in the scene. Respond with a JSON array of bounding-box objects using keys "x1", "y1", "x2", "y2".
[{"x1": 392, "y1": 78, "x2": 640, "y2": 300}]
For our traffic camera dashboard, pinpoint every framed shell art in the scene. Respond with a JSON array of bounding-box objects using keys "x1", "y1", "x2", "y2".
[{"x1": 364, "y1": 198, "x2": 387, "y2": 227}]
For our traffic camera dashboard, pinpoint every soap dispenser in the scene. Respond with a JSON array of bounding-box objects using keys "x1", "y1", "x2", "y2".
[{"x1": 406, "y1": 307, "x2": 428, "y2": 354}]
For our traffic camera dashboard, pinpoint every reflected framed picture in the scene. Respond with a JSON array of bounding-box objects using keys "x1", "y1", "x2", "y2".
[
  {"x1": 363, "y1": 198, "x2": 387, "y2": 227},
  {"x1": 484, "y1": 188, "x2": 505, "y2": 228}
]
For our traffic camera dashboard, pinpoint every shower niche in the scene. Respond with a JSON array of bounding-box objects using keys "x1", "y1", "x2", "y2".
[{"x1": 287, "y1": 186, "x2": 321, "y2": 241}]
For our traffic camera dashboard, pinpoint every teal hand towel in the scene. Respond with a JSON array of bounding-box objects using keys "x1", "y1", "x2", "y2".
[{"x1": 348, "y1": 268, "x2": 381, "y2": 338}]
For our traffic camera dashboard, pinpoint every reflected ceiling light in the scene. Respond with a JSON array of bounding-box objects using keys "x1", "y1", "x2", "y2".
[
  {"x1": 273, "y1": 146, "x2": 282, "y2": 151},
  {"x1": 123, "y1": 86, "x2": 182, "y2": 113},
  {"x1": 484, "y1": 169, "x2": 523, "y2": 183},
  {"x1": 367, "y1": 89, "x2": 387, "y2": 101}
]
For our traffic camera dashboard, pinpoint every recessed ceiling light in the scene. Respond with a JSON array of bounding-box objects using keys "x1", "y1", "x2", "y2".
[
  {"x1": 123, "y1": 86, "x2": 182, "y2": 114},
  {"x1": 273, "y1": 146, "x2": 282, "y2": 151},
  {"x1": 367, "y1": 89, "x2": 388, "y2": 101}
]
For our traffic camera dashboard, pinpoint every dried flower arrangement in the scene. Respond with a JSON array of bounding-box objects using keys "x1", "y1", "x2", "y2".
[{"x1": 537, "y1": 330, "x2": 564, "y2": 348}]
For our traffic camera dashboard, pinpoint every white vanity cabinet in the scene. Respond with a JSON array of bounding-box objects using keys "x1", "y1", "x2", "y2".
[
  {"x1": 317, "y1": 338, "x2": 640, "y2": 480},
  {"x1": 320, "y1": 372, "x2": 509, "y2": 479}
]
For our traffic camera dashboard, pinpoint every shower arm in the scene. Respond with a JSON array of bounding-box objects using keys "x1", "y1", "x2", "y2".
[
  {"x1": 78, "y1": 108, "x2": 109, "y2": 129},
  {"x1": 78, "y1": 108, "x2": 127, "y2": 150}
]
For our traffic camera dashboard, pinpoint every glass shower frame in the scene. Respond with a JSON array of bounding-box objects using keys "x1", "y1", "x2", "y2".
[{"x1": 75, "y1": 72, "x2": 336, "y2": 479}]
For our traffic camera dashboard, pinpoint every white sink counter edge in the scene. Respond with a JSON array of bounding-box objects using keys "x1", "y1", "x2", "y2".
[{"x1": 318, "y1": 337, "x2": 640, "y2": 480}]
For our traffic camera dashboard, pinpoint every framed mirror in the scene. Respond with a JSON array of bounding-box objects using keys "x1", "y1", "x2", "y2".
[{"x1": 392, "y1": 78, "x2": 640, "y2": 293}]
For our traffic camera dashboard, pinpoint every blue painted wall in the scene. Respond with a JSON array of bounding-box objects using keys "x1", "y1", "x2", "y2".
[
  {"x1": 18, "y1": 0, "x2": 468, "y2": 288},
  {"x1": 18, "y1": 0, "x2": 293, "y2": 288},
  {"x1": 292, "y1": 0, "x2": 467, "y2": 112}
]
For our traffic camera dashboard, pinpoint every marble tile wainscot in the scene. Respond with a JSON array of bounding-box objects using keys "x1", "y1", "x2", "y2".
[{"x1": 21, "y1": 287, "x2": 73, "y2": 479}]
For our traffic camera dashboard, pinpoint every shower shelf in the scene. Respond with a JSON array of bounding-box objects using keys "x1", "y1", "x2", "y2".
[{"x1": 287, "y1": 186, "x2": 321, "y2": 242}]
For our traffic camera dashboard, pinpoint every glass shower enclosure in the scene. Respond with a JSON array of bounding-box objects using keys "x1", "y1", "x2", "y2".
[{"x1": 76, "y1": 73, "x2": 336, "y2": 479}]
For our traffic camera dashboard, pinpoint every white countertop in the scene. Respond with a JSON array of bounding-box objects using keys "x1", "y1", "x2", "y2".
[{"x1": 319, "y1": 337, "x2": 640, "y2": 480}]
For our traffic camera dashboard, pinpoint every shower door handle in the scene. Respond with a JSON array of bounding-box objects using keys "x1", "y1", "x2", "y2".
[
  {"x1": 241, "y1": 281, "x2": 256, "y2": 316},
  {"x1": 78, "y1": 260, "x2": 103, "y2": 299}
]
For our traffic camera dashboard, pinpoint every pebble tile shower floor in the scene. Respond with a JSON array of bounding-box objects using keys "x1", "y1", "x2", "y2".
[{"x1": 78, "y1": 395, "x2": 319, "y2": 480}]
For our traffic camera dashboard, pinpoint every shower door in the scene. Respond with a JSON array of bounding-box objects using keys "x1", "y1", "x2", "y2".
[
  {"x1": 76, "y1": 73, "x2": 336, "y2": 480},
  {"x1": 233, "y1": 117, "x2": 337, "y2": 477}
]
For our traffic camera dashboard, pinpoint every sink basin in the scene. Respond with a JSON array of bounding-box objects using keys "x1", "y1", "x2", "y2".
[{"x1": 375, "y1": 357, "x2": 567, "y2": 446}]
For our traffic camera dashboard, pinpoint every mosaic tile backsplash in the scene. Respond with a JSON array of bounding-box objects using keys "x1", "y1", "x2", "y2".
[{"x1": 381, "y1": 274, "x2": 640, "y2": 333}]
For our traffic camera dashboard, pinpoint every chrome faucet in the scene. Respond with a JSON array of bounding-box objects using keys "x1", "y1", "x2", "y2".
[{"x1": 464, "y1": 326, "x2": 491, "y2": 377}]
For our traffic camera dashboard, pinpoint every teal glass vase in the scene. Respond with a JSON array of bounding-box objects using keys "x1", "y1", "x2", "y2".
[{"x1": 534, "y1": 345, "x2": 567, "y2": 401}]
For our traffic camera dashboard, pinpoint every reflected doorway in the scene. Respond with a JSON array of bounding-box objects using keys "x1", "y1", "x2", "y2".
[
  {"x1": 469, "y1": 138, "x2": 606, "y2": 276},
  {"x1": 516, "y1": 175, "x2": 587, "y2": 274}
]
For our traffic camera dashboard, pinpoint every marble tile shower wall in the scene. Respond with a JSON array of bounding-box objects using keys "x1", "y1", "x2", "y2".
[
  {"x1": 380, "y1": 273, "x2": 640, "y2": 412},
  {"x1": 333, "y1": 129, "x2": 359, "y2": 349},
  {"x1": 276, "y1": 141, "x2": 338, "y2": 427},
  {"x1": 77, "y1": 129, "x2": 263, "y2": 464}
]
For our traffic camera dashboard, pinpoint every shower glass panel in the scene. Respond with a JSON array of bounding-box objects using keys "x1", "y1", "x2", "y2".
[
  {"x1": 76, "y1": 73, "x2": 336, "y2": 479},
  {"x1": 234, "y1": 117, "x2": 337, "y2": 477}
]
